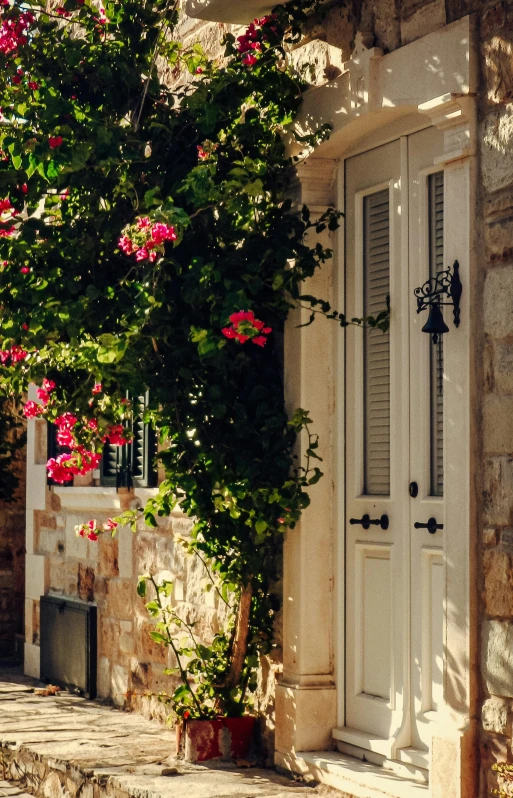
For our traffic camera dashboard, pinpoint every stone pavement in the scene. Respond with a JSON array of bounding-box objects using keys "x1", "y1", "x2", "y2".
[{"x1": 0, "y1": 669, "x2": 341, "y2": 798}]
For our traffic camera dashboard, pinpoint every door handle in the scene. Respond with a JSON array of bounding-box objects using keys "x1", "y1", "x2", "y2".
[
  {"x1": 349, "y1": 514, "x2": 389, "y2": 531},
  {"x1": 414, "y1": 517, "x2": 443, "y2": 534}
]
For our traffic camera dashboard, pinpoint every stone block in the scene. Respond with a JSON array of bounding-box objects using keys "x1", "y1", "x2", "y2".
[
  {"x1": 77, "y1": 564, "x2": 95, "y2": 603},
  {"x1": 486, "y1": 218, "x2": 513, "y2": 265},
  {"x1": 119, "y1": 620, "x2": 134, "y2": 654},
  {"x1": 105, "y1": 579, "x2": 134, "y2": 619},
  {"x1": 134, "y1": 617, "x2": 168, "y2": 664},
  {"x1": 97, "y1": 656, "x2": 111, "y2": 699},
  {"x1": 24, "y1": 642, "x2": 40, "y2": 679},
  {"x1": 484, "y1": 548, "x2": 513, "y2": 616},
  {"x1": 482, "y1": 696, "x2": 511, "y2": 735},
  {"x1": 117, "y1": 525, "x2": 133, "y2": 579},
  {"x1": 48, "y1": 558, "x2": 78, "y2": 598},
  {"x1": 111, "y1": 663, "x2": 128, "y2": 707},
  {"x1": 484, "y1": 457, "x2": 513, "y2": 525},
  {"x1": 484, "y1": 265, "x2": 513, "y2": 338},
  {"x1": 64, "y1": 519, "x2": 89, "y2": 561},
  {"x1": 26, "y1": 465, "x2": 47, "y2": 511},
  {"x1": 483, "y1": 36, "x2": 513, "y2": 105},
  {"x1": 482, "y1": 104, "x2": 513, "y2": 193},
  {"x1": 484, "y1": 527, "x2": 500, "y2": 547},
  {"x1": 99, "y1": 618, "x2": 119, "y2": 663},
  {"x1": 481, "y1": 2, "x2": 507, "y2": 39},
  {"x1": 25, "y1": 553, "x2": 49, "y2": 601},
  {"x1": 484, "y1": 397, "x2": 513, "y2": 455},
  {"x1": 482, "y1": 619, "x2": 513, "y2": 697},
  {"x1": 98, "y1": 536, "x2": 119, "y2": 578},
  {"x1": 494, "y1": 341, "x2": 513, "y2": 394},
  {"x1": 401, "y1": 0, "x2": 446, "y2": 45}
]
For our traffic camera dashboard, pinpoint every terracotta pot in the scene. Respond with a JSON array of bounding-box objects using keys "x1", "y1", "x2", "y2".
[{"x1": 183, "y1": 716, "x2": 255, "y2": 762}]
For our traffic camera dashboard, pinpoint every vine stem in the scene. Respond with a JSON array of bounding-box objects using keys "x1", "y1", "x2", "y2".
[{"x1": 149, "y1": 574, "x2": 204, "y2": 717}]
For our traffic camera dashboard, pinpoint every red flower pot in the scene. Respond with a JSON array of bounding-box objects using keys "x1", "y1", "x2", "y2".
[{"x1": 183, "y1": 716, "x2": 255, "y2": 762}]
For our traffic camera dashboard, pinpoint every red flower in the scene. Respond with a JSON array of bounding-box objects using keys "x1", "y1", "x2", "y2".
[
  {"x1": 92, "y1": 383, "x2": 102, "y2": 394},
  {"x1": 56, "y1": 7, "x2": 72, "y2": 16},
  {"x1": 20, "y1": 183, "x2": 28, "y2": 194},
  {"x1": 242, "y1": 53, "x2": 258, "y2": 68},
  {"x1": 0, "y1": 197, "x2": 12, "y2": 213},
  {"x1": 20, "y1": 266, "x2": 30, "y2": 274},
  {"x1": 28, "y1": 82, "x2": 38, "y2": 91},
  {"x1": 103, "y1": 518, "x2": 118, "y2": 532},
  {"x1": 48, "y1": 136, "x2": 63, "y2": 149},
  {"x1": 42, "y1": 378, "x2": 56, "y2": 392},
  {"x1": 222, "y1": 310, "x2": 272, "y2": 347},
  {"x1": 87, "y1": 418, "x2": 98, "y2": 431},
  {"x1": 36, "y1": 388, "x2": 51, "y2": 405},
  {"x1": 103, "y1": 423, "x2": 130, "y2": 446}
]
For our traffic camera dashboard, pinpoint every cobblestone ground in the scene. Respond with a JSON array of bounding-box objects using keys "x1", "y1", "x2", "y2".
[{"x1": 0, "y1": 669, "x2": 341, "y2": 798}]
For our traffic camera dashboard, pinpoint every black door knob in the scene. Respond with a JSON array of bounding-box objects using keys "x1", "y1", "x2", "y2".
[{"x1": 414, "y1": 517, "x2": 443, "y2": 534}]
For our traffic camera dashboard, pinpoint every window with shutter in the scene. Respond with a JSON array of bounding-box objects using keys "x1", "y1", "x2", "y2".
[
  {"x1": 363, "y1": 189, "x2": 391, "y2": 496},
  {"x1": 100, "y1": 392, "x2": 157, "y2": 488},
  {"x1": 428, "y1": 172, "x2": 444, "y2": 497}
]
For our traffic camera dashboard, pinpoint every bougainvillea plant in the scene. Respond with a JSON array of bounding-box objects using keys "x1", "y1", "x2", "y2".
[{"x1": 0, "y1": 0, "x2": 389, "y2": 719}]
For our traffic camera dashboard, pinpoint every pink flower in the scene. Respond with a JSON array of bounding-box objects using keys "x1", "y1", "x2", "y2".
[
  {"x1": 242, "y1": 53, "x2": 258, "y2": 67},
  {"x1": 252, "y1": 335, "x2": 267, "y2": 347},
  {"x1": 92, "y1": 383, "x2": 102, "y2": 394},
  {"x1": 103, "y1": 423, "x2": 130, "y2": 446},
  {"x1": 87, "y1": 418, "x2": 98, "y2": 431},
  {"x1": 20, "y1": 183, "x2": 28, "y2": 194},
  {"x1": 103, "y1": 518, "x2": 118, "y2": 532},
  {"x1": 56, "y1": 427, "x2": 74, "y2": 447},
  {"x1": 150, "y1": 223, "x2": 177, "y2": 244},
  {"x1": 36, "y1": 388, "x2": 51, "y2": 405},
  {"x1": 28, "y1": 82, "x2": 38, "y2": 91},
  {"x1": 0, "y1": 197, "x2": 12, "y2": 213},
  {"x1": 136, "y1": 247, "x2": 149, "y2": 262},
  {"x1": 42, "y1": 378, "x2": 56, "y2": 392},
  {"x1": 20, "y1": 266, "x2": 30, "y2": 274},
  {"x1": 55, "y1": 412, "x2": 78, "y2": 428},
  {"x1": 222, "y1": 310, "x2": 272, "y2": 347},
  {"x1": 197, "y1": 146, "x2": 208, "y2": 160},
  {"x1": 23, "y1": 401, "x2": 43, "y2": 419},
  {"x1": 48, "y1": 136, "x2": 63, "y2": 149},
  {"x1": 10, "y1": 345, "x2": 28, "y2": 362},
  {"x1": 59, "y1": 188, "x2": 70, "y2": 201},
  {"x1": 56, "y1": 7, "x2": 72, "y2": 16},
  {"x1": 195, "y1": 67, "x2": 203, "y2": 74},
  {"x1": 118, "y1": 235, "x2": 133, "y2": 254},
  {"x1": 136, "y1": 216, "x2": 151, "y2": 230}
]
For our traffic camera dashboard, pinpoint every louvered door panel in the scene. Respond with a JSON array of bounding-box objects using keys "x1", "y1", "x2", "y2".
[
  {"x1": 428, "y1": 172, "x2": 444, "y2": 497},
  {"x1": 363, "y1": 189, "x2": 391, "y2": 496},
  {"x1": 100, "y1": 441, "x2": 120, "y2": 487}
]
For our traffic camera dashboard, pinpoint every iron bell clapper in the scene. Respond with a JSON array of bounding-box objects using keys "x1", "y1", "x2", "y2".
[{"x1": 421, "y1": 302, "x2": 449, "y2": 344}]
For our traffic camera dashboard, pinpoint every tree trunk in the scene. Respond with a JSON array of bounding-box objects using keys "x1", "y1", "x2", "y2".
[{"x1": 225, "y1": 581, "x2": 253, "y2": 691}]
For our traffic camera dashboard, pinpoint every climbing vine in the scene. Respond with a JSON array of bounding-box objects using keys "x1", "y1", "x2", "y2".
[{"x1": 0, "y1": 0, "x2": 388, "y2": 718}]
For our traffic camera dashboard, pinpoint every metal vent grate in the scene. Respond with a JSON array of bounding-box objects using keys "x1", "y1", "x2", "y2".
[{"x1": 40, "y1": 597, "x2": 97, "y2": 698}]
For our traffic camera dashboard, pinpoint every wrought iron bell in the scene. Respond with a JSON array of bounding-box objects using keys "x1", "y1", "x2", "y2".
[{"x1": 421, "y1": 302, "x2": 449, "y2": 343}]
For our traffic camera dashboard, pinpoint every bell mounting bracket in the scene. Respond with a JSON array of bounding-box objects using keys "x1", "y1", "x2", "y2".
[{"x1": 414, "y1": 260, "x2": 462, "y2": 327}]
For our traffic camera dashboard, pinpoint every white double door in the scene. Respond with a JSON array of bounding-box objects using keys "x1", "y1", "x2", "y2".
[{"x1": 342, "y1": 127, "x2": 447, "y2": 772}]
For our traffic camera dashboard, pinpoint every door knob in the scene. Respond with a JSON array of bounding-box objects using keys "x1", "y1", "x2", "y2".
[
  {"x1": 350, "y1": 514, "x2": 389, "y2": 531},
  {"x1": 414, "y1": 517, "x2": 443, "y2": 534}
]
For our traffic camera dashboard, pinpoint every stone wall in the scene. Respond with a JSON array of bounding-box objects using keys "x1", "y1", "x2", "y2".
[{"x1": 0, "y1": 442, "x2": 25, "y2": 661}]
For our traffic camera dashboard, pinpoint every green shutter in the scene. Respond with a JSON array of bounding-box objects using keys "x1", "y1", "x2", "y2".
[{"x1": 99, "y1": 392, "x2": 156, "y2": 488}]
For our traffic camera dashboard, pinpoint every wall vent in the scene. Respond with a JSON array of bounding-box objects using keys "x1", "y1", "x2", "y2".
[{"x1": 40, "y1": 596, "x2": 97, "y2": 698}]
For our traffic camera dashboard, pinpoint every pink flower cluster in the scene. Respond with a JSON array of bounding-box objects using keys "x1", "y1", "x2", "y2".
[
  {"x1": 118, "y1": 217, "x2": 177, "y2": 263},
  {"x1": 222, "y1": 310, "x2": 272, "y2": 347},
  {"x1": 0, "y1": 195, "x2": 16, "y2": 238},
  {"x1": 0, "y1": 10, "x2": 34, "y2": 56},
  {"x1": 102, "y1": 423, "x2": 131, "y2": 446},
  {"x1": 237, "y1": 15, "x2": 276, "y2": 67},
  {"x1": 0, "y1": 345, "x2": 28, "y2": 366},
  {"x1": 75, "y1": 517, "x2": 118, "y2": 542},
  {"x1": 47, "y1": 448, "x2": 102, "y2": 484},
  {"x1": 23, "y1": 378, "x2": 57, "y2": 419}
]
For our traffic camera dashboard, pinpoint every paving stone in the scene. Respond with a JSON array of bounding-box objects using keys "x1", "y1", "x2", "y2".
[{"x1": 0, "y1": 671, "x2": 335, "y2": 798}]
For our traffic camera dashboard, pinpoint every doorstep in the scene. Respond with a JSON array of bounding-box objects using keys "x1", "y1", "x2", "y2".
[
  {"x1": 0, "y1": 669, "x2": 339, "y2": 798},
  {"x1": 276, "y1": 751, "x2": 430, "y2": 798}
]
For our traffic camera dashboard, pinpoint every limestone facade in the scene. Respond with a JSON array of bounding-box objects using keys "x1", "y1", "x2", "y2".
[{"x1": 21, "y1": 1, "x2": 513, "y2": 797}]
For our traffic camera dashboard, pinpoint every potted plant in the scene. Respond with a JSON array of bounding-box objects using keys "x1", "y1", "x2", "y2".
[{"x1": 137, "y1": 573, "x2": 259, "y2": 763}]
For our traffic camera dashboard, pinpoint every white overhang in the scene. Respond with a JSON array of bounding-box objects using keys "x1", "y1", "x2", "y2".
[{"x1": 185, "y1": 0, "x2": 273, "y2": 24}]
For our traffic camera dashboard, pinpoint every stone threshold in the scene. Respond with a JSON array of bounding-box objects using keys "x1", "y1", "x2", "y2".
[
  {"x1": 0, "y1": 670, "x2": 340, "y2": 798},
  {"x1": 276, "y1": 751, "x2": 430, "y2": 798}
]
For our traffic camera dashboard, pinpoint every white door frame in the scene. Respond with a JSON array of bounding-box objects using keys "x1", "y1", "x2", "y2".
[{"x1": 276, "y1": 16, "x2": 478, "y2": 798}]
